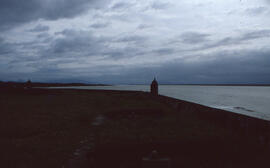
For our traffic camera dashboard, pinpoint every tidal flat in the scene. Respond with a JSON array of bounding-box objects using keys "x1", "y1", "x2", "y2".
[{"x1": 1, "y1": 89, "x2": 270, "y2": 168}]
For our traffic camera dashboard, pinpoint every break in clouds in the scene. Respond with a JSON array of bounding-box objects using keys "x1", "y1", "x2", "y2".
[{"x1": 0, "y1": 0, "x2": 270, "y2": 84}]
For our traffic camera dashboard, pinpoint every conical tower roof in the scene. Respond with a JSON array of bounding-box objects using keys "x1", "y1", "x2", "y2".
[{"x1": 151, "y1": 77, "x2": 158, "y2": 85}]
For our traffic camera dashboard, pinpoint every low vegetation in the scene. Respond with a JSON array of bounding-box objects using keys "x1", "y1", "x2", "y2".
[{"x1": 0, "y1": 89, "x2": 269, "y2": 168}]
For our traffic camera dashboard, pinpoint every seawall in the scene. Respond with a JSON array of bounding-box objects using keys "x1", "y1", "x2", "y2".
[{"x1": 155, "y1": 93, "x2": 270, "y2": 146}]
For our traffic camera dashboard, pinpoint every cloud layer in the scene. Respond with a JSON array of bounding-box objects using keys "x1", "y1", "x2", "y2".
[
  {"x1": 0, "y1": 0, "x2": 110, "y2": 30},
  {"x1": 0, "y1": 0, "x2": 270, "y2": 84}
]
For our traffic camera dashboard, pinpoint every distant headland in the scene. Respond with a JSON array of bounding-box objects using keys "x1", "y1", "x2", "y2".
[{"x1": 0, "y1": 81, "x2": 109, "y2": 90}]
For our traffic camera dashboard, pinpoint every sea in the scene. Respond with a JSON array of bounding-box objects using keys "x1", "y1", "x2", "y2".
[{"x1": 53, "y1": 85, "x2": 270, "y2": 121}]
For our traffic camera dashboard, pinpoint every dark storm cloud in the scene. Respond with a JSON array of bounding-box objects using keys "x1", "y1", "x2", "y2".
[
  {"x1": 49, "y1": 29, "x2": 106, "y2": 56},
  {"x1": 265, "y1": 0, "x2": 270, "y2": 4},
  {"x1": 2, "y1": 45, "x2": 270, "y2": 84},
  {"x1": 153, "y1": 48, "x2": 175, "y2": 55},
  {"x1": 29, "y1": 24, "x2": 50, "y2": 32},
  {"x1": 103, "y1": 49, "x2": 270, "y2": 84},
  {"x1": 1, "y1": 0, "x2": 270, "y2": 84},
  {"x1": 90, "y1": 22, "x2": 110, "y2": 29},
  {"x1": 245, "y1": 7, "x2": 268, "y2": 15},
  {"x1": 189, "y1": 29, "x2": 270, "y2": 51},
  {"x1": 171, "y1": 30, "x2": 270, "y2": 52},
  {"x1": 39, "y1": 46, "x2": 269, "y2": 84},
  {"x1": 103, "y1": 51, "x2": 125, "y2": 58},
  {"x1": 45, "y1": 29, "x2": 145, "y2": 60},
  {"x1": 102, "y1": 47, "x2": 142, "y2": 60},
  {"x1": 240, "y1": 30, "x2": 270, "y2": 41},
  {"x1": 115, "y1": 35, "x2": 147, "y2": 43},
  {"x1": 111, "y1": 2, "x2": 131, "y2": 10},
  {"x1": 0, "y1": 38, "x2": 13, "y2": 55},
  {"x1": 0, "y1": 38, "x2": 47, "y2": 65},
  {"x1": 0, "y1": 0, "x2": 110, "y2": 30},
  {"x1": 37, "y1": 33, "x2": 52, "y2": 42},
  {"x1": 183, "y1": 49, "x2": 270, "y2": 84},
  {"x1": 180, "y1": 32, "x2": 211, "y2": 44},
  {"x1": 0, "y1": 26, "x2": 150, "y2": 82},
  {"x1": 151, "y1": 1, "x2": 170, "y2": 10},
  {"x1": 137, "y1": 24, "x2": 152, "y2": 30},
  {"x1": 201, "y1": 37, "x2": 238, "y2": 50}
]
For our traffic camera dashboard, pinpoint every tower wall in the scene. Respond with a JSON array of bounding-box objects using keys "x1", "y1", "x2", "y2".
[{"x1": 150, "y1": 79, "x2": 158, "y2": 95}]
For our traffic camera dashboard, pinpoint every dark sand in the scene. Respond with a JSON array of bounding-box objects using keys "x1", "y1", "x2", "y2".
[{"x1": 1, "y1": 88, "x2": 270, "y2": 168}]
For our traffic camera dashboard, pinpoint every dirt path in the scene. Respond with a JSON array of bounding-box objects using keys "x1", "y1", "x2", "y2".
[{"x1": 64, "y1": 115, "x2": 105, "y2": 168}]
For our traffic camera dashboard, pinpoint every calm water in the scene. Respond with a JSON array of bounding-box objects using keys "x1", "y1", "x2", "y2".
[{"x1": 54, "y1": 85, "x2": 270, "y2": 120}]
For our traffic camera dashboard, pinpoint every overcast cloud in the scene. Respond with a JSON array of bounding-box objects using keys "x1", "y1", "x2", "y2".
[{"x1": 0, "y1": 0, "x2": 270, "y2": 84}]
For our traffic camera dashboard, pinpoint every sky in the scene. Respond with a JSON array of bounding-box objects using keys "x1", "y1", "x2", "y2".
[{"x1": 0, "y1": 0, "x2": 270, "y2": 84}]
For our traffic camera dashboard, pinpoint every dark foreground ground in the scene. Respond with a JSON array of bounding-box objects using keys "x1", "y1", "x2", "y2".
[{"x1": 1, "y1": 88, "x2": 270, "y2": 168}]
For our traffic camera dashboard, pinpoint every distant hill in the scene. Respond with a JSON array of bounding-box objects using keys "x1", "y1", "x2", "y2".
[{"x1": 0, "y1": 81, "x2": 108, "y2": 90}]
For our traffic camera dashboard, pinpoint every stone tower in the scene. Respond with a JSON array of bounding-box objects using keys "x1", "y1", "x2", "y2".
[{"x1": 150, "y1": 78, "x2": 158, "y2": 95}]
